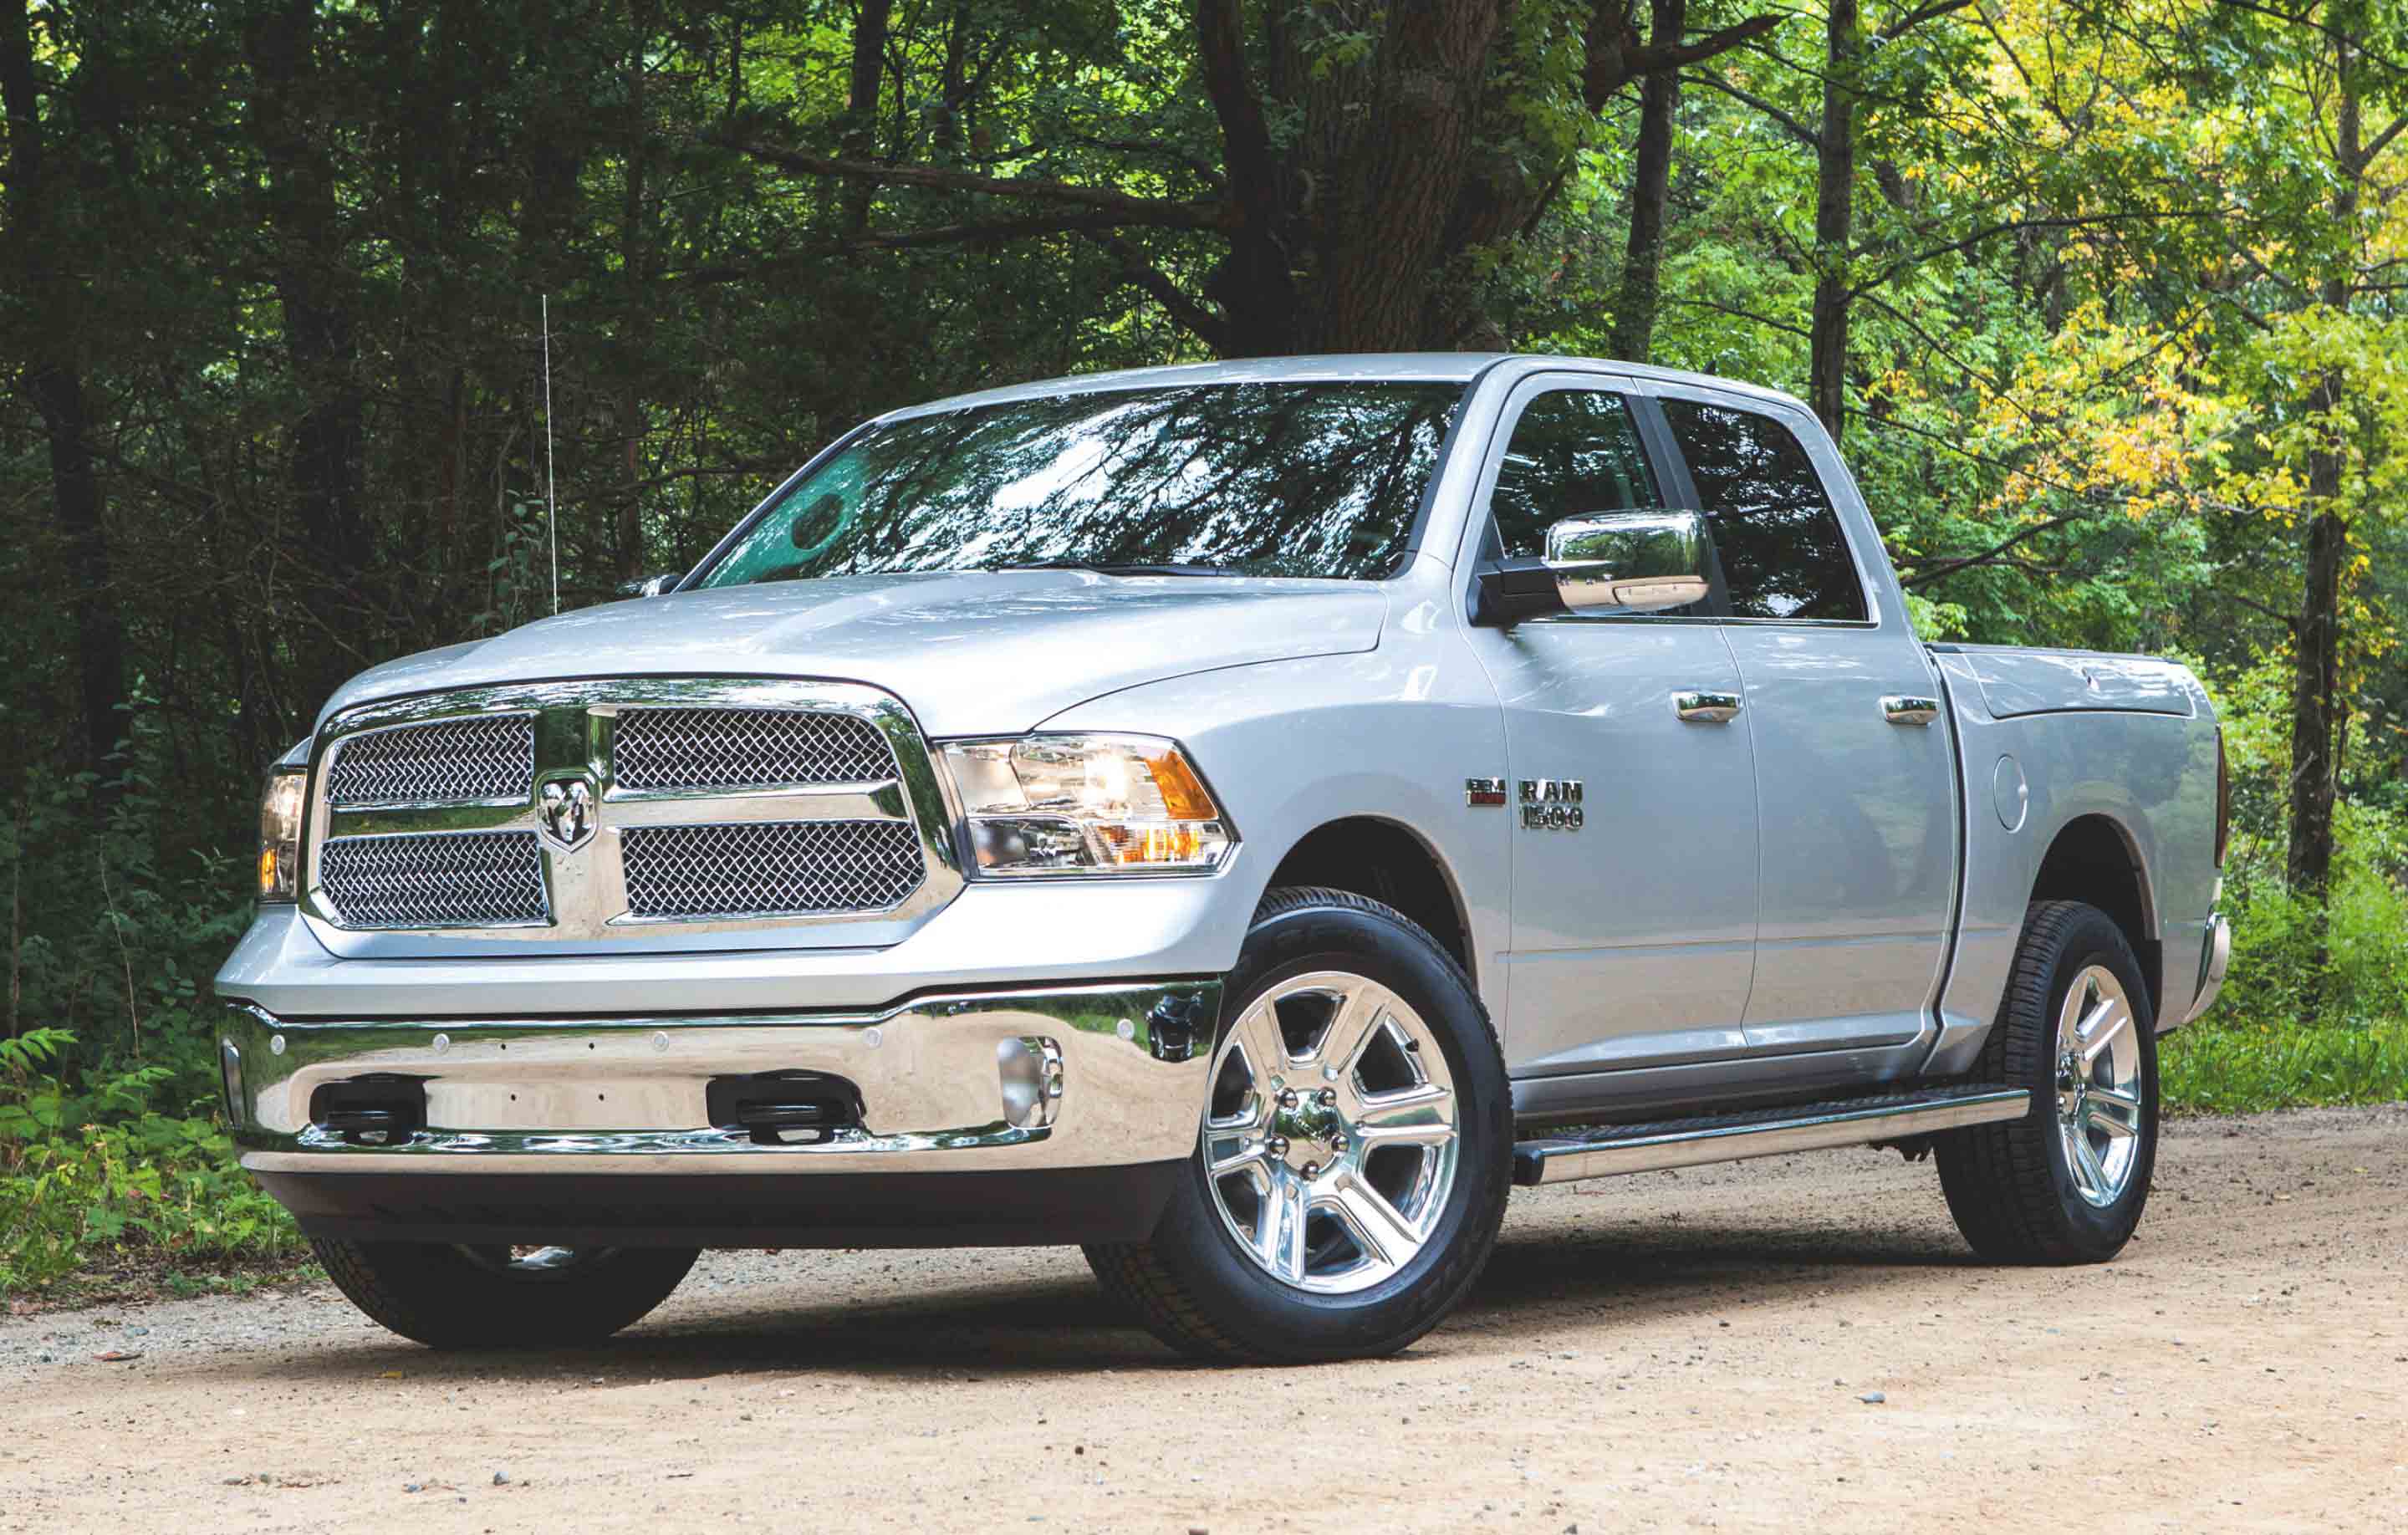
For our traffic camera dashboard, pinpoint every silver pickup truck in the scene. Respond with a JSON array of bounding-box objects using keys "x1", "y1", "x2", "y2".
[{"x1": 217, "y1": 354, "x2": 2231, "y2": 1362}]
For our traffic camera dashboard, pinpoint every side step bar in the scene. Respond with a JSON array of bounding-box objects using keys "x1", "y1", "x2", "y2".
[{"x1": 1511, "y1": 1084, "x2": 2029, "y2": 1187}]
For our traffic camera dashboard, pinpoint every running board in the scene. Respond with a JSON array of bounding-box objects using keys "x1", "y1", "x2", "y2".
[{"x1": 1511, "y1": 1084, "x2": 2029, "y2": 1187}]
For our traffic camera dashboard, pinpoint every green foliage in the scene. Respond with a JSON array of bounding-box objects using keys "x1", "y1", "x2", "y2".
[
  {"x1": 2159, "y1": 673, "x2": 2408, "y2": 1115},
  {"x1": 0, "y1": 718, "x2": 304, "y2": 1297},
  {"x1": 0, "y1": 1050, "x2": 304, "y2": 1295}
]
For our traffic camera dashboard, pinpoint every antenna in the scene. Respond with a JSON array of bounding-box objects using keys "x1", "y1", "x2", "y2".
[{"x1": 541, "y1": 293, "x2": 560, "y2": 615}]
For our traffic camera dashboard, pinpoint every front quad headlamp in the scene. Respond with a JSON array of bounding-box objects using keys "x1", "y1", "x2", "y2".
[{"x1": 938, "y1": 734, "x2": 1235, "y2": 877}]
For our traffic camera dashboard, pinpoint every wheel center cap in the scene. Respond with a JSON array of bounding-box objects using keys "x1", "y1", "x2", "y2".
[{"x1": 1271, "y1": 1099, "x2": 1344, "y2": 1169}]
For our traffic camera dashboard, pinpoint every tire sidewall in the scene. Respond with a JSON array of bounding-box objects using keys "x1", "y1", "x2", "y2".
[{"x1": 1152, "y1": 895, "x2": 1512, "y2": 1359}]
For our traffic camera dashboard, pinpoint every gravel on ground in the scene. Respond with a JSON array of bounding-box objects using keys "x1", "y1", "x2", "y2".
[{"x1": 3, "y1": 1103, "x2": 2402, "y2": 1532}]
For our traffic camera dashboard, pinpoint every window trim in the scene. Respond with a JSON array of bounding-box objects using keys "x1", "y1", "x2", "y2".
[{"x1": 1649, "y1": 385, "x2": 1887, "y2": 631}]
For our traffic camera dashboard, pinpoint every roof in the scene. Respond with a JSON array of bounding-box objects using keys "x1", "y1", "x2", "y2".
[{"x1": 885, "y1": 353, "x2": 1809, "y2": 420}]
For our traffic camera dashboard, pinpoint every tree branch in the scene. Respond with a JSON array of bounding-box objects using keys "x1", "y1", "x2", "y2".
[
  {"x1": 671, "y1": 211, "x2": 1198, "y2": 283},
  {"x1": 1877, "y1": 0, "x2": 1976, "y2": 42},
  {"x1": 1854, "y1": 208, "x2": 2231, "y2": 296},
  {"x1": 2358, "y1": 108, "x2": 2408, "y2": 169},
  {"x1": 1661, "y1": 293, "x2": 1812, "y2": 338},
  {"x1": 2217, "y1": 587, "x2": 2302, "y2": 628},
  {"x1": 1681, "y1": 70, "x2": 1819, "y2": 149},
  {"x1": 712, "y1": 135, "x2": 1227, "y2": 229},
  {"x1": 1093, "y1": 234, "x2": 1228, "y2": 350},
  {"x1": 1588, "y1": 12, "x2": 1787, "y2": 108},
  {"x1": 1896, "y1": 513, "x2": 2080, "y2": 588}
]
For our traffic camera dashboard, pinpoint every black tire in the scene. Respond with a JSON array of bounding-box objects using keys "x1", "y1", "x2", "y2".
[
  {"x1": 311, "y1": 1238, "x2": 699, "y2": 1349},
  {"x1": 1084, "y1": 886, "x2": 1512, "y2": 1364},
  {"x1": 1937, "y1": 900, "x2": 2159, "y2": 1264}
]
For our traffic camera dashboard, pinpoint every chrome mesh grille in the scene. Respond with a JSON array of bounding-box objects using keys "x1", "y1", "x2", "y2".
[
  {"x1": 325, "y1": 717, "x2": 534, "y2": 807},
  {"x1": 620, "y1": 820, "x2": 924, "y2": 918},
  {"x1": 318, "y1": 831, "x2": 548, "y2": 929},
  {"x1": 612, "y1": 708, "x2": 899, "y2": 792}
]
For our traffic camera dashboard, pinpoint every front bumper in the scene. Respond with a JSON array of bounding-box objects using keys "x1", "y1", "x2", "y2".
[{"x1": 224, "y1": 977, "x2": 1217, "y2": 1246}]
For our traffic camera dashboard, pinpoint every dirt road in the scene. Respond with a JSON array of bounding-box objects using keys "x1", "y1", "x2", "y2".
[{"x1": 3, "y1": 1104, "x2": 2403, "y2": 1533}]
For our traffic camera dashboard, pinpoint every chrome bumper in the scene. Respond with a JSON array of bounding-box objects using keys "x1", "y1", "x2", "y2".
[
  {"x1": 2181, "y1": 912, "x2": 2232, "y2": 1027},
  {"x1": 225, "y1": 978, "x2": 1218, "y2": 1178}
]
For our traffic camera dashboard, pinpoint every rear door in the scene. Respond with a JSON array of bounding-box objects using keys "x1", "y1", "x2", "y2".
[
  {"x1": 1653, "y1": 391, "x2": 1957, "y2": 1055},
  {"x1": 1457, "y1": 375, "x2": 1761, "y2": 1080}
]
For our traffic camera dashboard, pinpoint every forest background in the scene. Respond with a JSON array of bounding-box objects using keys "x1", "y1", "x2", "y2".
[{"x1": 1, "y1": 0, "x2": 2401, "y2": 1296}]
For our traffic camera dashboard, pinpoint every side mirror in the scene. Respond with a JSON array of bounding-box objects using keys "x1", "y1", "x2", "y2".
[
  {"x1": 618, "y1": 573, "x2": 679, "y2": 599},
  {"x1": 1545, "y1": 511, "x2": 1712, "y2": 612},
  {"x1": 1476, "y1": 510, "x2": 1712, "y2": 625}
]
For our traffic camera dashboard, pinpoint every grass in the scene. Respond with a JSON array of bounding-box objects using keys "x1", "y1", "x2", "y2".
[{"x1": 2160, "y1": 1016, "x2": 2408, "y2": 1116}]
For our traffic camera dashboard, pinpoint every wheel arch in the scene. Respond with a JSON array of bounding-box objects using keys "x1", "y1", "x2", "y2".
[
  {"x1": 1265, "y1": 815, "x2": 1477, "y2": 991},
  {"x1": 2028, "y1": 812, "x2": 2162, "y2": 1018}
]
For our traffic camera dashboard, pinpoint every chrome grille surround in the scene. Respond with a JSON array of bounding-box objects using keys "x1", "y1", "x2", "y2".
[
  {"x1": 318, "y1": 830, "x2": 548, "y2": 928},
  {"x1": 298, "y1": 679, "x2": 963, "y2": 951},
  {"x1": 324, "y1": 715, "x2": 534, "y2": 807},
  {"x1": 621, "y1": 820, "x2": 925, "y2": 918},
  {"x1": 613, "y1": 707, "x2": 899, "y2": 792}
]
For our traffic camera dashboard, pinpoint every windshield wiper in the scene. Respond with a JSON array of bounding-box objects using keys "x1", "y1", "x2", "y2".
[{"x1": 990, "y1": 560, "x2": 1243, "y2": 578}]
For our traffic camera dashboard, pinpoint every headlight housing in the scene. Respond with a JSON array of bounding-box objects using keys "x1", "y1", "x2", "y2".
[
  {"x1": 941, "y1": 734, "x2": 1235, "y2": 877},
  {"x1": 256, "y1": 766, "x2": 306, "y2": 902}
]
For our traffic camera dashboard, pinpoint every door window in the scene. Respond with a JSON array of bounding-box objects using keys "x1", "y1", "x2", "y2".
[
  {"x1": 1661, "y1": 399, "x2": 1867, "y2": 621},
  {"x1": 1488, "y1": 390, "x2": 1661, "y2": 558}
]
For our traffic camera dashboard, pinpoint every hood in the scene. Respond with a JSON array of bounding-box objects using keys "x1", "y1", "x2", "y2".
[{"x1": 318, "y1": 570, "x2": 1388, "y2": 737}]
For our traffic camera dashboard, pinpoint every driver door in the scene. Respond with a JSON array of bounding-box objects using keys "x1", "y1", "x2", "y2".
[{"x1": 1457, "y1": 376, "x2": 1760, "y2": 1083}]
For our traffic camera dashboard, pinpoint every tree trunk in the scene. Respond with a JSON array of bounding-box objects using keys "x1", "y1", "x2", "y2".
[
  {"x1": 841, "y1": 0, "x2": 892, "y2": 233},
  {"x1": 247, "y1": 0, "x2": 373, "y2": 710},
  {"x1": 2287, "y1": 61, "x2": 2359, "y2": 900},
  {"x1": 2, "y1": 0, "x2": 126, "y2": 776},
  {"x1": 1807, "y1": 0, "x2": 1860, "y2": 437},
  {"x1": 618, "y1": 0, "x2": 658, "y2": 587},
  {"x1": 1610, "y1": 0, "x2": 1686, "y2": 364}
]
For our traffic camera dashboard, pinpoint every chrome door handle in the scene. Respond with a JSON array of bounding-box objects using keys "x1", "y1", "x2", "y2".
[
  {"x1": 1673, "y1": 689, "x2": 1742, "y2": 723},
  {"x1": 1882, "y1": 695, "x2": 1941, "y2": 727}
]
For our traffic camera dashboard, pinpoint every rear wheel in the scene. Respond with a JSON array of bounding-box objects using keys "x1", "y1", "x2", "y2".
[
  {"x1": 311, "y1": 1238, "x2": 698, "y2": 1349},
  {"x1": 1938, "y1": 900, "x2": 2158, "y2": 1264},
  {"x1": 1085, "y1": 886, "x2": 1511, "y2": 1363}
]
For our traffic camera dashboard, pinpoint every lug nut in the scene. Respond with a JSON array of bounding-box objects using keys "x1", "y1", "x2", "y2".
[
  {"x1": 1301, "y1": 1162, "x2": 1320, "y2": 1179},
  {"x1": 1330, "y1": 1135, "x2": 1348, "y2": 1153},
  {"x1": 1317, "y1": 1088, "x2": 1337, "y2": 1106},
  {"x1": 1265, "y1": 1136, "x2": 1289, "y2": 1158},
  {"x1": 1278, "y1": 1088, "x2": 1300, "y2": 1109}
]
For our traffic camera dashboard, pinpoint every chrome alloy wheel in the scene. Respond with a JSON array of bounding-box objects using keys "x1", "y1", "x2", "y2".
[
  {"x1": 2053, "y1": 965, "x2": 2146, "y2": 1207},
  {"x1": 1201, "y1": 971, "x2": 1461, "y2": 1295}
]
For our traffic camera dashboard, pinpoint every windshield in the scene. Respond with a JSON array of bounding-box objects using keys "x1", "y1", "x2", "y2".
[{"x1": 691, "y1": 380, "x2": 1465, "y2": 587}]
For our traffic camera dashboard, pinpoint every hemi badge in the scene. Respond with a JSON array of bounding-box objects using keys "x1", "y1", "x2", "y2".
[{"x1": 1465, "y1": 777, "x2": 1508, "y2": 808}]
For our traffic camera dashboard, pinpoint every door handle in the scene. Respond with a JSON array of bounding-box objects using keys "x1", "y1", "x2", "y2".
[
  {"x1": 1882, "y1": 695, "x2": 1941, "y2": 727},
  {"x1": 1673, "y1": 689, "x2": 1742, "y2": 723}
]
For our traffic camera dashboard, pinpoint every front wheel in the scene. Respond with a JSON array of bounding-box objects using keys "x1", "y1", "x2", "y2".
[
  {"x1": 311, "y1": 1238, "x2": 699, "y2": 1349},
  {"x1": 1085, "y1": 886, "x2": 1512, "y2": 1363},
  {"x1": 1937, "y1": 900, "x2": 2159, "y2": 1264}
]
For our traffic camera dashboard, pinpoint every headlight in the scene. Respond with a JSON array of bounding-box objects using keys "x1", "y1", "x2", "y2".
[
  {"x1": 941, "y1": 734, "x2": 1235, "y2": 877},
  {"x1": 257, "y1": 767, "x2": 305, "y2": 901}
]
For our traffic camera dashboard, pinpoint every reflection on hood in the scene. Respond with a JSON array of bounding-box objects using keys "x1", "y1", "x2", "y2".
[{"x1": 319, "y1": 569, "x2": 1388, "y2": 737}]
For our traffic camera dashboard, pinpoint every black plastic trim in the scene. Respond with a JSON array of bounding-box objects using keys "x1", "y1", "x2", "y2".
[{"x1": 255, "y1": 1161, "x2": 1184, "y2": 1249}]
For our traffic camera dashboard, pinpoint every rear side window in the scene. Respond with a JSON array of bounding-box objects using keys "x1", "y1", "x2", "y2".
[
  {"x1": 1487, "y1": 390, "x2": 1661, "y2": 559},
  {"x1": 1661, "y1": 399, "x2": 1867, "y2": 621}
]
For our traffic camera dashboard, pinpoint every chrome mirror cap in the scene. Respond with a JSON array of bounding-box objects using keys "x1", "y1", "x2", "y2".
[{"x1": 1543, "y1": 510, "x2": 1711, "y2": 613}]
